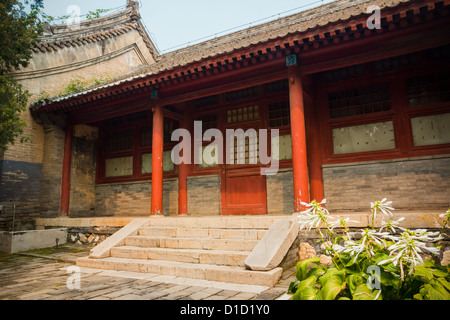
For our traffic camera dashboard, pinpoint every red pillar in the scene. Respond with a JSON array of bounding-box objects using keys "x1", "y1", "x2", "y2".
[
  {"x1": 151, "y1": 103, "x2": 164, "y2": 215},
  {"x1": 60, "y1": 123, "x2": 73, "y2": 216},
  {"x1": 307, "y1": 86, "x2": 324, "y2": 203},
  {"x1": 178, "y1": 115, "x2": 190, "y2": 216},
  {"x1": 288, "y1": 65, "x2": 310, "y2": 212}
]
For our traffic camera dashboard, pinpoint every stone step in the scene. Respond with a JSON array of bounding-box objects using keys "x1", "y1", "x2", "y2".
[
  {"x1": 125, "y1": 235, "x2": 259, "y2": 252},
  {"x1": 76, "y1": 256, "x2": 283, "y2": 287},
  {"x1": 146, "y1": 216, "x2": 285, "y2": 229},
  {"x1": 110, "y1": 246, "x2": 250, "y2": 267},
  {"x1": 138, "y1": 226, "x2": 267, "y2": 240}
]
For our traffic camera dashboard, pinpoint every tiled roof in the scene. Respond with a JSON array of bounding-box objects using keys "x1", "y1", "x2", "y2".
[
  {"x1": 32, "y1": 0, "x2": 441, "y2": 111},
  {"x1": 118, "y1": 0, "x2": 411, "y2": 78},
  {"x1": 32, "y1": 2, "x2": 159, "y2": 58}
]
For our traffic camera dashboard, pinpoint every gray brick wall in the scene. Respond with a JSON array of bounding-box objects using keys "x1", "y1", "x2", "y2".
[
  {"x1": 39, "y1": 125, "x2": 65, "y2": 217},
  {"x1": 323, "y1": 155, "x2": 450, "y2": 212},
  {"x1": 187, "y1": 175, "x2": 221, "y2": 216},
  {"x1": 69, "y1": 125, "x2": 98, "y2": 217},
  {"x1": 95, "y1": 178, "x2": 178, "y2": 216},
  {"x1": 266, "y1": 168, "x2": 294, "y2": 215}
]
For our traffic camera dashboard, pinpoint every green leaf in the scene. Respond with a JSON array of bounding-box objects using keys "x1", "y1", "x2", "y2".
[
  {"x1": 437, "y1": 278, "x2": 450, "y2": 292},
  {"x1": 318, "y1": 268, "x2": 339, "y2": 287},
  {"x1": 347, "y1": 273, "x2": 365, "y2": 295},
  {"x1": 320, "y1": 271, "x2": 346, "y2": 300},
  {"x1": 292, "y1": 276, "x2": 318, "y2": 300},
  {"x1": 296, "y1": 257, "x2": 321, "y2": 282},
  {"x1": 431, "y1": 268, "x2": 449, "y2": 278},
  {"x1": 353, "y1": 284, "x2": 382, "y2": 300},
  {"x1": 377, "y1": 269, "x2": 401, "y2": 289},
  {"x1": 421, "y1": 283, "x2": 450, "y2": 300},
  {"x1": 414, "y1": 266, "x2": 434, "y2": 282},
  {"x1": 413, "y1": 293, "x2": 423, "y2": 300}
]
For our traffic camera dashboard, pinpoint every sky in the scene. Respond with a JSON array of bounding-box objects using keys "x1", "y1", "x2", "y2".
[{"x1": 40, "y1": 0, "x2": 335, "y2": 53}]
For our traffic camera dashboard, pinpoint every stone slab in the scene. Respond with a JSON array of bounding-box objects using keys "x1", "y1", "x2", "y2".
[
  {"x1": 245, "y1": 217, "x2": 299, "y2": 271},
  {"x1": 0, "y1": 228, "x2": 67, "y2": 253},
  {"x1": 89, "y1": 218, "x2": 149, "y2": 259}
]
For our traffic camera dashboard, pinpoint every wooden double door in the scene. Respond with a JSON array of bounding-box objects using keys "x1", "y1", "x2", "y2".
[{"x1": 220, "y1": 123, "x2": 267, "y2": 215}]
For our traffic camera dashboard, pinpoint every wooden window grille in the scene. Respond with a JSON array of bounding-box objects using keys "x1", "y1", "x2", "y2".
[
  {"x1": 406, "y1": 73, "x2": 450, "y2": 107},
  {"x1": 227, "y1": 106, "x2": 259, "y2": 124},
  {"x1": 328, "y1": 84, "x2": 391, "y2": 119},
  {"x1": 268, "y1": 101, "x2": 290, "y2": 127}
]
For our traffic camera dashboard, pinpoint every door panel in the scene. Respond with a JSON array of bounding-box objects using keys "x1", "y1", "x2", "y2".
[{"x1": 221, "y1": 168, "x2": 267, "y2": 215}]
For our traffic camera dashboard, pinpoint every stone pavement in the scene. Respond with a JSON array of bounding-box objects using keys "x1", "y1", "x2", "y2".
[{"x1": 0, "y1": 244, "x2": 295, "y2": 301}]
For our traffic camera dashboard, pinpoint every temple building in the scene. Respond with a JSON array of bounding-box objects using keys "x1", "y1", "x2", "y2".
[{"x1": 1, "y1": 0, "x2": 450, "y2": 227}]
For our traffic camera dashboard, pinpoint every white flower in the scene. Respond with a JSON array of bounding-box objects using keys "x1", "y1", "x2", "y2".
[
  {"x1": 379, "y1": 217, "x2": 405, "y2": 234},
  {"x1": 370, "y1": 198, "x2": 394, "y2": 220},
  {"x1": 297, "y1": 199, "x2": 333, "y2": 231},
  {"x1": 337, "y1": 229, "x2": 389, "y2": 263},
  {"x1": 329, "y1": 216, "x2": 359, "y2": 231},
  {"x1": 378, "y1": 229, "x2": 441, "y2": 280},
  {"x1": 439, "y1": 209, "x2": 450, "y2": 220}
]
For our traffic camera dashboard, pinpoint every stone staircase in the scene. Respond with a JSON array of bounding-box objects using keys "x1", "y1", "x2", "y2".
[{"x1": 77, "y1": 216, "x2": 289, "y2": 287}]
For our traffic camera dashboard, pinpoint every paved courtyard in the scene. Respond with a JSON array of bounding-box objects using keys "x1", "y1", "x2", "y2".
[{"x1": 0, "y1": 244, "x2": 295, "y2": 301}]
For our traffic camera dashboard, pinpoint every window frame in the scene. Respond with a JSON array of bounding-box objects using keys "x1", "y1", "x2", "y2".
[
  {"x1": 96, "y1": 117, "x2": 178, "y2": 184},
  {"x1": 319, "y1": 54, "x2": 450, "y2": 165}
]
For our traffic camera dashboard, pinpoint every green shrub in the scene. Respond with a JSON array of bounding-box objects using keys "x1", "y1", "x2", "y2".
[{"x1": 288, "y1": 201, "x2": 450, "y2": 300}]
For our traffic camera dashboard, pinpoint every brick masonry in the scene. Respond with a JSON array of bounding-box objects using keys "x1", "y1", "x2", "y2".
[
  {"x1": 95, "y1": 178, "x2": 178, "y2": 217},
  {"x1": 187, "y1": 175, "x2": 221, "y2": 216},
  {"x1": 69, "y1": 125, "x2": 98, "y2": 217},
  {"x1": 266, "y1": 169, "x2": 294, "y2": 215},
  {"x1": 323, "y1": 155, "x2": 450, "y2": 212}
]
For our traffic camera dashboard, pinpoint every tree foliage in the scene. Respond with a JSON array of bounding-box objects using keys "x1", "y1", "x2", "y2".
[{"x1": 0, "y1": 0, "x2": 43, "y2": 151}]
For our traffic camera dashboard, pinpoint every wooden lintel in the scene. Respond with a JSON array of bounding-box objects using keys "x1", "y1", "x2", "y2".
[{"x1": 158, "y1": 69, "x2": 288, "y2": 107}]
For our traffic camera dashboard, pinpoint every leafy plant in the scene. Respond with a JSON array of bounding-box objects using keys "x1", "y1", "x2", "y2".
[{"x1": 288, "y1": 200, "x2": 450, "y2": 300}]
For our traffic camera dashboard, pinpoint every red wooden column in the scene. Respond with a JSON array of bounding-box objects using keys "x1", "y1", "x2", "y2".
[
  {"x1": 288, "y1": 63, "x2": 310, "y2": 212},
  {"x1": 151, "y1": 103, "x2": 164, "y2": 215},
  {"x1": 60, "y1": 123, "x2": 73, "y2": 216},
  {"x1": 307, "y1": 84, "x2": 324, "y2": 203},
  {"x1": 178, "y1": 113, "x2": 190, "y2": 216}
]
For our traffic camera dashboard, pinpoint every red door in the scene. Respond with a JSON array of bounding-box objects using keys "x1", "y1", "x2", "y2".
[
  {"x1": 221, "y1": 119, "x2": 267, "y2": 215},
  {"x1": 221, "y1": 167, "x2": 267, "y2": 215}
]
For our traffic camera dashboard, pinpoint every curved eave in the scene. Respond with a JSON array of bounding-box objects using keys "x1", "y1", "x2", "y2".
[{"x1": 30, "y1": 0, "x2": 448, "y2": 114}]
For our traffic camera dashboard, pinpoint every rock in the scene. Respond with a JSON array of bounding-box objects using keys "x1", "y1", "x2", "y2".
[
  {"x1": 319, "y1": 255, "x2": 333, "y2": 266},
  {"x1": 87, "y1": 234, "x2": 95, "y2": 243},
  {"x1": 441, "y1": 250, "x2": 450, "y2": 266},
  {"x1": 299, "y1": 242, "x2": 316, "y2": 261},
  {"x1": 79, "y1": 233, "x2": 87, "y2": 243},
  {"x1": 70, "y1": 234, "x2": 78, "y2": 242}
]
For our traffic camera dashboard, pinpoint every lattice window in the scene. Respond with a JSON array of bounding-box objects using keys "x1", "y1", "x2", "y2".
[
  {"x1": 163, "y1": 119, "x2": 179, "y2": 143},
  {"x1": 406, "y1": 73, "x2": 450, "y2": 107},
  {"x1": 372, "y1": 52, "x2": 418, "y2": 73},
  {"x1": 263, "y1": 79, "x2": 289, "y2": 94},
  {"x1": 104, "y1": 130, "x2": 133, "y2": 153},
  {"x1": 196, "y1": 114, "x2": 218, "y2": 133},
  {"x1": 269, "y1": 101, "x2": 290, "y2": 127},
  {"x1": 194, "y1": 94, "x2": 220, "y2": 109},
  {"x1": 140, "y1": 127, "x2": 152, "y2": 147},
  {"x1": 227, "y1": 106, "x2": 259, "y2": 124},
  {"x1": 227, "y1": 131, "x2": 259, "y2": 165},
  {"x1": 328, "y1": 84, "x2": 391, "y2": 119},
  {"x1": 324, "y1": 64, "x2": 364, "y2": 82},
  {"x1": 225, "y1": 86, "x2": 258, "y2": 103}
]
